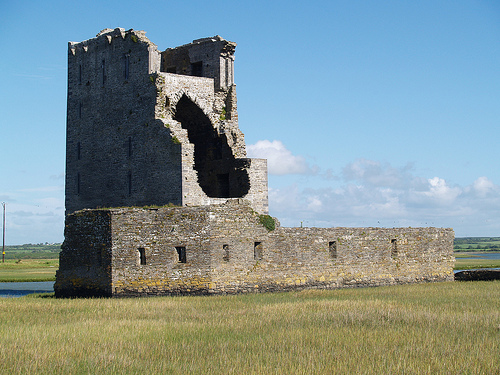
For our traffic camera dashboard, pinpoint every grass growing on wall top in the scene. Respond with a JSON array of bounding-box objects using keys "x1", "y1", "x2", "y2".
[
  {"x1": 259, "y1": 214, "x2": 275, "y2": 231},
  {"x1": 0, "y1": 282, "x2": 498, "y2": 374}
]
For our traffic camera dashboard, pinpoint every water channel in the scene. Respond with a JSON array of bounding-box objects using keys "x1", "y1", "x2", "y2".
[
  {"x1": 0, "y1": 281, "x2": 55, "y2": 298},
  {"x1": 456, "y1": 252, "x2": 500, "y2": 260}
]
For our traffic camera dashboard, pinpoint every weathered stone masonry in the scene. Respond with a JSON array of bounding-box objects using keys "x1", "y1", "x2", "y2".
[
  {"x1": 55, "y1": 28, "x2": 455, "y2": 297},
  {"x1": 55, "y1": 201, "x2": 454, "y2": 297},
  {"x1": 65, "y1": 28, "x2": 268, "y2": 215}
]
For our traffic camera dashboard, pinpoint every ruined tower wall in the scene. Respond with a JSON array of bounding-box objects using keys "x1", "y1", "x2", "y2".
[
  {"x1": 161, "y1": 36, "x2": 236, "y2": 91},
  {"x1": 55, "y1": 210, "x2": 113, "y2": 297},
  {"x1": 66, "y1": 28, "x2": 183, "y2": 214},
  {"x1": 55, "y1": 203, "x2": 454, "y2": 297},
  {"x1": 66, "y1": 28, "x2": 268, "y2": 215}
]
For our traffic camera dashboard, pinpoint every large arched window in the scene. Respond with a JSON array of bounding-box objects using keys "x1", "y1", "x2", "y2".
[{"x1": 174, "y1": 95, "x2": 250, "y2": 198}]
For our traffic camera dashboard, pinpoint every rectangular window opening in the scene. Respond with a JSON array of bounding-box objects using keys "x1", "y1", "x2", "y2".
[
  {"x1": 191, "y1": 61, "x2": 203, "y2": 77},
  {"x1": 329, "y1": 241, "x2": 337, "y2": 259},
  {"x1": 391, "y1": 239, "x2": 397, "y2": 258},
  {"x1": 223, "y1": 244, "x2": 230, "y2": 262},
  {"x1": 138, "y1": 248, "x2": 146, "y2": 265},
  {"x1": 254, "y1": 242, "x2": 263, "y2": 261},
  {"x1": 176, "y1": 246, "x2": 187, "y2": 263}
]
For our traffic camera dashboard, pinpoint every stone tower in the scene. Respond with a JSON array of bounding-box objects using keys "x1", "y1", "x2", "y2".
[
  {"x1": 56, "y1": 28, "x2": 454, "y2": 298},
  {"x1": 65, "y1": 28, "x2": 268, "y2": 214}
]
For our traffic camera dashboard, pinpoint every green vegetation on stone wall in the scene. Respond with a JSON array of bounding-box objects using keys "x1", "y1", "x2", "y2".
[{"x1": 259, "y1": 214, "x2": 275, "y2": 231}]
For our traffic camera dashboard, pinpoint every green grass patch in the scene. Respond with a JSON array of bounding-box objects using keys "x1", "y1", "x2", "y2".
[
  {"x1": 259, "y1": 214, "x2": 276, "y2": 231},
  {"x1": 454, "y1": 236, "x2": 500, "y2": 251},
  {"x1": 0, "y1": 259, "x2": 58, "y2": 282},
  {"x1": 0, "y1": 282, "x2": 498, "y2": 374},
  {"x1": 2, "y1": 243, "x2": 60, "y2": 259},
  {"x1": 454, "y1": 252, "x2": 500, "y2": 270}
]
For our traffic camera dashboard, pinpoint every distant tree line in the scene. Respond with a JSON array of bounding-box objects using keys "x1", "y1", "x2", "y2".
[{"x1": 454, "y1": 237, "x2": 500, "y2": 245}]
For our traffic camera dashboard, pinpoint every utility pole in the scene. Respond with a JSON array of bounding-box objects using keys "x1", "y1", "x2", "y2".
[{"x1": 2, "y1": 202, "x2": 5, "y2": 263}]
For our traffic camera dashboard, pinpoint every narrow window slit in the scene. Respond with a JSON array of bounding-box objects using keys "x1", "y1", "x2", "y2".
[
  {"x1": 391, "y1": 239, "x2": 397, "y2": 258},
  {"x1": 254, "y1": 242, "x2": 263, "y2": 260},
  {"x1": 329, "y1": 241, "x2": 337, "y2": 259},
  {"x1": 223, "y1": 244, "x2": 229, "y2": 262},
  {"x1": 176, "y1": 246, "x2": 186, "y2": 263},
  {"x1": 138, "y1": 248, "x2": 146, "y2": 265}
]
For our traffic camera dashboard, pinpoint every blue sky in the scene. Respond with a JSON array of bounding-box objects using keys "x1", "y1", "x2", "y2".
[{"x1": 1, "y1": 0, "x2": 499, "y2": 244}]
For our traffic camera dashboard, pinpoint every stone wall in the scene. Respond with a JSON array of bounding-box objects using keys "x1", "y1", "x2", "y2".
[
  {"x1": 161, "y1": 36, "x2": 236, "y2": 91},
  {"x1": 66, "y1": 28, "x2": 182, "y2": 213},
  {"x1": 65, "y1": 28, "x2": 268, "y2": 215},
  {"x1": 55, "y1": 210, "x2": 113, "y2": 297},
  {"x1": 55, "y1": 201, "x2": 454, "y2": 297}
]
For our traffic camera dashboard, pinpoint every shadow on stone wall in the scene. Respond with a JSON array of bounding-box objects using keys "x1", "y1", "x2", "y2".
[{"x1": 454, "y1": 269, "x2": 500, "y2": 281}]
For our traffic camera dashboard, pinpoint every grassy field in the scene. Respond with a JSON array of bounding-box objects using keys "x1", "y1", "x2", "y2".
[
  {"x1": 454, "y1": 253, "x2": 500, "y2": 270},
  {"x1": 454, "y1": 237, "x2": 500, "y2": 252},
  {"x1": 0, "y1": 259, "x2": 58, "y2": 282},
  {"x1": 0, "y1": 244, "x2": 60, "y2": 281},
  {"x1": 0, "y1": 282, "x2": 498, "y2": 374},
  {"x1": 2, "y1": 243, "x2": 60, "y2": 260}
]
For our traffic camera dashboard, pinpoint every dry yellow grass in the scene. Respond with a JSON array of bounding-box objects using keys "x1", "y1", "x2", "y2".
[{"x1": 0, "y1": 281, "x2": 498, "y2": 374}]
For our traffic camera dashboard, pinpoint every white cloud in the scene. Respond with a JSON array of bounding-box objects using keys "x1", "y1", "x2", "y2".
[
  {"x1": 267, "y1": 159, "x2": 500, "y2": 236},
  {"x1": 2, "y1": 187, "x2": 64, "y2": 245},
  {"x1": 472, "y1": 176, "x2": 496, "y2": 197},
  {"x1": 421, "y1": 177, "x2": 461, "y2": 204},
  {"x1": 247, "y1": 140, "x2": 310, "y2": 175},
  {"x1": 342, "y1": 158, "x2": 426, "y2": 189}
]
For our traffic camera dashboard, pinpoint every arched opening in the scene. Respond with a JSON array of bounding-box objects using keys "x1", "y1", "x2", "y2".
[{"x1": 174, "y1": 95, "x2": 250, "y2": 198}]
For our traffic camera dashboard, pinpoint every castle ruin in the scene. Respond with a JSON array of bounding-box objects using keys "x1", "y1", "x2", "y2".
[{"x1": 55, "y1": 28, "x2": 454, "y2": 297}]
